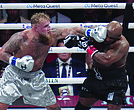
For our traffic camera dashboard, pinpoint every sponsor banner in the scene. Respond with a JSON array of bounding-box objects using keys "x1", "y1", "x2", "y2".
[
  {"x1": 84, "y1": 3, "x2": 124, "y2": 9},
  {"x1": 0, "y1": 3, "x2": 61, "y2": 9},
  {"x1": 45, "y1": 77, "x2": 86, "y2": 84},
  {"x1": 0, "y1": 3, "x2": 127, "y2": 9}
]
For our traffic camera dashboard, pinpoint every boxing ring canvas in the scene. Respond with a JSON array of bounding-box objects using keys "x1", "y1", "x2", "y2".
[{"x1": 0, "y1": 2, "x2": 134, "y2": 109}]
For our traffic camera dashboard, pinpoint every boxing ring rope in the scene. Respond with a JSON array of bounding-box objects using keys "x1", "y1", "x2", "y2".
[
  {"x1": 49, "y1": 47, "x2": 134, "y2": 53},
  {"x1": 0, "y1": 3, "x2": 133, "y2": 9},
  {"x1": 0, "y1": 23, "x2": 134, "y2": 53},
  {"x1": 0, "y1": 22, "x2": 134, "y2": 29},
  {"x1": 46, "y1": 77, "x2": 86, "y2": 84},
  {"x1": 0, "y1": 46, "x2": 134, "y2": 52},
  {"x1": 0, "y1": 2, "x2": 134, "y2": 85}
]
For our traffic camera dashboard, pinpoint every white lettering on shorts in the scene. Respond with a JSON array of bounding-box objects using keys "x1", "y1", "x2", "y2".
[
  {"x1": 81, "y1": 86, "x2": 89, "y2": 92},
  {"x1": 107, "y1": 92, "x2": 114, "y2": 101}
]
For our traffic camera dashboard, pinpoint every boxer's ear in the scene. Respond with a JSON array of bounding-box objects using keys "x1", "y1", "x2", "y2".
[{"x1": 32, "y1": 25, "x2": 38, "y2": 32}]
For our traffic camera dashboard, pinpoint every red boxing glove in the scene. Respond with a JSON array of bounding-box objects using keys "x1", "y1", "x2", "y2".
[{"x1": 87, "y1": 45, "x2": 98, "y2": 57}]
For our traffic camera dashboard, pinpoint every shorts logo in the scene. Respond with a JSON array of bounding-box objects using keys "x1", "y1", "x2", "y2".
[
  {"x1": 81, "y1": 86, "x2": 89, "y2": 92},
  {"x1": 107, "y1": 92, "x2": 114, "y2": 101},
  {"x1": 21, "y1": 64, "x2": 27, "y2": 70},
  {"x1": 93, "y1": 67, "x2": 102, "y2": 80}
]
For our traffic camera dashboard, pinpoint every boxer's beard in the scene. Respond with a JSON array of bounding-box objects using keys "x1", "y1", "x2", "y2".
[{"x1": 38, "y1": 32, "x2": 52, "y2": 45}]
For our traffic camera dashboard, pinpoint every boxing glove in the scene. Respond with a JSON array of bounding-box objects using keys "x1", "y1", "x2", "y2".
[
  {"x1": 9, "y1": 55, "x2": 34, "y2": 72},
  {"x1": 63, "y1": 34, "x2": 80, "y2": 48},
  {"x1": 87, "y1": 45, "x2": 98, "y2": 57},
  {"x1": 85, "y1": 26, "x2": 107, "y2": 43}
]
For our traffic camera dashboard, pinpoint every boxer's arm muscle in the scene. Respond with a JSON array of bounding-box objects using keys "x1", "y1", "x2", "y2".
[
  {"x1": 93, "y1": 42, "x2": 129, "y2": 67},
  {"x1": 0, "y1": 32, "x2": 23, "y2": 63},
  {"x1": 51, "y1": 27, "x2": 86, "y2": 39}
]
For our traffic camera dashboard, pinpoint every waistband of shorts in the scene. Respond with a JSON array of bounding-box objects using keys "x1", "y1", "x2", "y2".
[
  {"x1": 90, "y1": 66, "x2": 127, "y2": 80},
  {"x1": 6, "y1": 65, "x2": 43, "y2": 78}
]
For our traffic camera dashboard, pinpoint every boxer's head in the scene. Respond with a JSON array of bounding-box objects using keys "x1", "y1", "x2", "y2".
[
  {"x1": 104, "y1": 21, "x2": 122, "y2": 45},
  {"x1": 31, "y1": 13, "x2": 52, "y2": 45}
]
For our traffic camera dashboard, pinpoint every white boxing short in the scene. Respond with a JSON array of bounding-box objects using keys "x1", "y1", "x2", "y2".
[{"x1": 0, "y1": 65, "x2": 56, "y2": 107}]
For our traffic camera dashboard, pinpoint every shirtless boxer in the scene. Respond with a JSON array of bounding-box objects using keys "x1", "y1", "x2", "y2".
[
  {"x1": 73, "y1": 21, "x2": 129, "y2": 110},
  {"x1": 0, "y1": 13, "x2": 107, "y2": 110}
]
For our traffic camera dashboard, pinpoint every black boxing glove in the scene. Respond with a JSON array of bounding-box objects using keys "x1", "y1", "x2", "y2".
[
  {"x1": 63, "y1": 35, "x2": 79, "y2": 48},
  {"x1": 63, "y1": 35, "x2": 93, "y2": 50},
  {"x1": 78, "y1": 36, "x2": 91, "y2": 50},
  {"x1": 78, "y1": 36, "x2": 93, "y2": 50}
]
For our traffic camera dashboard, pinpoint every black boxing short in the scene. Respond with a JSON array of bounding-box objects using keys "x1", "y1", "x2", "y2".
[{"x1": 79, "y1": 66, "x2": 128, "y2": 105}]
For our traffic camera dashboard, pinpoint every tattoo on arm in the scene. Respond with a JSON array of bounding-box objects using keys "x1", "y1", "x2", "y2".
[
  {"x1": 4, "y1": 32, "x2": 22, "y2": 52},
  {"x1": 51, "y1": 27, "x2": 86, "y2": 39}
]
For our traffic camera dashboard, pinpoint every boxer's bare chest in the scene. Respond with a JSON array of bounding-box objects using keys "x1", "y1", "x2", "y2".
[{"x1": 17, "y1": 39, "x2": 51, "y2": 60}]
